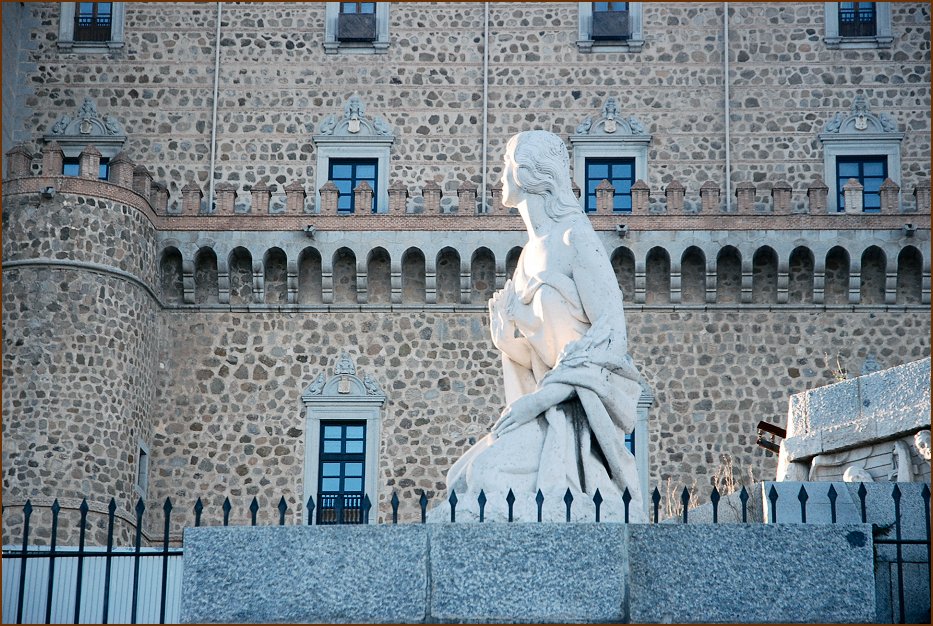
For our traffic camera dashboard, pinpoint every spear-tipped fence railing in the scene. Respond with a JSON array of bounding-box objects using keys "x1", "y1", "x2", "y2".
[{"x1": 2, "y1": 483, "x2": 929, "y2": 624}]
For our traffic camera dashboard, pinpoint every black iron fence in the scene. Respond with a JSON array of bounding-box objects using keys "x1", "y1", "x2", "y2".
[{"x1": 3, "y1": 482, "x2": 929, "y2": 624}]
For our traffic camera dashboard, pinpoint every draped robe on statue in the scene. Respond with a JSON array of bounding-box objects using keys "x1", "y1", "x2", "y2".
[{"x1": 437, "y1": 257, "x2": 646, "y2": 522}]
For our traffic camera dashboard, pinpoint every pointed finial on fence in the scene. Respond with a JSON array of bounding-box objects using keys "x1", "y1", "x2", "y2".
[
  {"x1": 390, "y1": 491, "x2": 399, "y2": 524},
  {"x1": 249, "y1": 497, "x2": 259, "y2": 526},
  {"x1": 135, "y1": 497, "x2": 146, "y2": 517},
  {"x1": 506, "y1": 489, "x2": 516, "y2": 522},
  {"x1": 768, "y1": 485, "x2": 779, "y2": 523},
  {"x1": 306, "y1": 495, "x2": 315, "y2": 525},
  {"x1": 194, "y1": 498, "x2": 204, "y2": 527},
  {"x1": 80, "y1": 498, "x2": 90, "y2": 516},
  {"x1": 362, "y1": 495, "x2": 372, "y2": 524},
  {"x1": 419, "y1": 491, "x2": 428, "y2": 523},
  {"x1": 622, "y1": 487, "x2": 632, "y2": 523},
  {"x1": 449, "y1": 489, "x2": 458, "y2": 523},
  {"x1": 681, "y1": 487, "x2": 690, "y2": 524},
  {"x1": 739, "y1": 486, "x2": 749, "y2": 523},
  {"x1": 710, "y1": 485, "x2": 721, "y2": 523},
  {"x1": 593, "y1": 488, "x2": 603, "y2": 522},
  {"x1": 857, "y1": 482, "x2": 867, "y2": 523},
  {"x1": 51, "y1": 499, "x2": 61, "y2": 516},
  {"x1": 478, "y1": 490, "x2": 487, "y2": 522},
  {"x1": 564, "y1": 488, "x2": 574, "y2": 523},
  {"x1": 797, "y1": 485, "x2": 809, "y2": 523},
  {"x1": 278, "y1": 496, "x2": 288, "y2": 525},
  {"x1": 535, "y1": 489, "x2": 544, "y2": 522},
  {"x1": 222, "y1": 497, "x2": 232, "y2": 526},
  {"x1": 827, "y1": 484, "x2": 838, "y2": 523},
  {"x1": 652, "y1": 487, "x2": 661, "y2": 523}
]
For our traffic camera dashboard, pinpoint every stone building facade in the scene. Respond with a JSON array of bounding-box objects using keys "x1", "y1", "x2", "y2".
[{"x1": 2, "y1": 2, "x2": 930, "y2": 544}]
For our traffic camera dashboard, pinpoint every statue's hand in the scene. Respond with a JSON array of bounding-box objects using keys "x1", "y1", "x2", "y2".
[
  {"x1": 491, "y1": 393, "x2": 542, "y2": 439},
  {"x1": 488, "y1": 280, "x2": 517, "y2": 349}
]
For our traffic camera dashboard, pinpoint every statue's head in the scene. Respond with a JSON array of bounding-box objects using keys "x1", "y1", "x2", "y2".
[{"x1": 503, "y1": 130, "x2": 582, "y2": 219}]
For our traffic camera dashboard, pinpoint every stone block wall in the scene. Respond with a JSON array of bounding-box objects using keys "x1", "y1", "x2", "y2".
[
  {"x1": 8, "y1": 3, "x2": 930, "y2": 209},
  {"x1": 1, "y1": 190, "x2": 162, "y2": 545},
  {"x1": 145, "y1": 308, "x2": 930, "y2": 540}
]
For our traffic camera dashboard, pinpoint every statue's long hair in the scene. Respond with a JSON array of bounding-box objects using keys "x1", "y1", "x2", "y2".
[{"x1": 507, "y1": 130, "x2": 583, "y2": 220}]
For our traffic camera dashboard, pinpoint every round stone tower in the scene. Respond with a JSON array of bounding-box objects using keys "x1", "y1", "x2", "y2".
[{"x1": 2, "y1": 150, "x2": 161, "y2": 545}]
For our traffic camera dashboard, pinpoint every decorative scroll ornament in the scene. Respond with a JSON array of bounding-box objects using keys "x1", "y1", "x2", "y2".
[
  {"x1": 334, "y1": 352, "x2": 356, "y2": 376},
  {"x1": 49, "y1": 97, "x2": 123, "y2": 137},
  {"x1": 316, "y1": 95, "x2": 392, "y2": 137},
  {"x1": 572, "y1": 97, "x2": 648, "y2": 138},
  {"x1": 301, "y1": 351, "x2": 386, "y2": 405},
  {"x1": 306, "y1": 373, "x2": 326, "y2": 396},
  {"x1": 821, "y1": 95, "x2": 900, "y2": 135}
]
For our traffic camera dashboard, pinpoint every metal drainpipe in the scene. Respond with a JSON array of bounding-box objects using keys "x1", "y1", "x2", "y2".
[
  {"x1": 481, "y1": 2, "x2": 490, "y2": 213},
  {"x1": 207, "y1": 2, "x2": 222, "y2": 210},
  {"x1": 723, "y1": 2, "x2": 731, "y2": 212}
]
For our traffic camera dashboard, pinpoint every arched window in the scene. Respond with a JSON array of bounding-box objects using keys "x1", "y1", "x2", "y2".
[
  {"x1": 366, "y1": 248, "x2": 391, "y2": 304},
  {"x1": 896, "y1": 246, "x2": 922, "y2": 304},
  {"x1": 332, "y1": 248, "x2": 358, "y2": 304},
  {"x1": 435, "y1": 248, "x2": 461, "y2": 305},
  {"x1": 228, "y1": 247, "x2": 253, "y2": 305},
  {"x1": 401, "y1": 248, "x2": 426, "y2": 304},
  {"x1": 264, "y1": 247, "x2": 288, "y2": 305},
  {"x1": 470, "y1": 248, "x2": 496, "y2": 304},
  {"x1": 645, "y1": 247, "x2": 670, "y2": 304},
  {"x1": 680, "y1": 247, "x2": 705, "y2": 304},
  {"x1": 611, "y1": 247, "x2": 636, "y2": 302},
  {"x1": 859, "y1": 246, "x2": 886, "y2": 305},
  {"x1": 716, "y1": 246, "x2": 741, "y2": 304},
  {"x1": 824, "y1": 247, "x2": 850, "y2": 305},
  {"x1": 788, "y1": 247, "x2": 814, "y2": 304},
  {"x1": 298, "y1": 247, "x2": 323, "y2": 304},
  {"x1": 752, "y1": 246, "x2": 778, "y2": 304},
  {"x1": 505, "y1": 246, "x2": 523, "y2": 280},
  {"x1": 160, "y1": 247, "x2": 183, "y2": 305},
  {"x1": 194, "y1": 248, "x2": 218, "y2": 304}
]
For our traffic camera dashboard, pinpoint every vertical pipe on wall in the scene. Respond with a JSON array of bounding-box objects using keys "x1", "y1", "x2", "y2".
[
  {"x1": 723, "y1": 2, "x2": 732, "y2": 212},
  {"x1": 208, "y1": 2, "x2": 223, "y2": 211},
  {"x1": 481, "y1": 2, "x2": 490, "y2": 213}
]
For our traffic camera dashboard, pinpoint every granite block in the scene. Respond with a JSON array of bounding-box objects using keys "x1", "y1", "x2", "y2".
[
  {"x1": 807, "y1": 377, "x2": 861, "y2": 431},
  {"x1": 180, "y1": 525, "x2": 428, "y2": 624},
  {"x1": 761, "y1": 481, "x2": 861, "y2": 524},
  {"x1": 858, "y1": 358, "x2": 930, "y2": 435},
  {"x1": 627, "y1": 524, "x2": 876, "y2": 624},
  {"x1": 846, "y1": 482, "x2": 931, "y2": 563},
  {"x1": 428, "y1": 523, "x2": 627, "y2": 623}
]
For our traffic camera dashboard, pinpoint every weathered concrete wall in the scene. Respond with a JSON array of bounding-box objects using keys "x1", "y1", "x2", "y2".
[
  {"x1": 180, "y1": 523, "x2": 877, "y2": 624},
  {"x1": 147, "y1": 308, "x2": 930, "y2": 536}
]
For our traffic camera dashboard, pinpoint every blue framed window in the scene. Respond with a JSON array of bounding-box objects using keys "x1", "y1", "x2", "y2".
[
  {"x1": 329, "y1": 158, "x2": 378, "y2": 213},
  {"x1": 625, "y1": 432, "x2": 635, "y2": 456},
  {"x1": 63, "y1": 156, "x2": 110, "y2": 181},
  {"x1": 593, "y1": 2, "x2": 628, "y2": 11},
  {"x1": 317, "y1": 421, "x2": 366, "y2": 524},
  {"x1": 74, "y1": 2, "x2": 113, "y2": 42},
  {"x1": 585, "y1": 157, "x2": 635, "y2": 212},
  {"x1": 836, "y1": 156, "x2": 886, "y2": 213},
  {"x1": 340, "y1": 2, "x2": 375, "y2": 14},
  {"x1": 838, "y1": 2, "x2": 876, "y2": 37}
]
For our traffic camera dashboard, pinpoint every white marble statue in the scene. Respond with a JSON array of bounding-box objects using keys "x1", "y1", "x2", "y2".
[{"x1": 432, "y1": 130, "x2": 645, "y2": 522}]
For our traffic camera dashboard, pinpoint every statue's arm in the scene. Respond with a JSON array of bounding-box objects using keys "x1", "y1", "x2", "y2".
[{"x1": 491, "y1": 381, "x2": 575, "y2": 438}]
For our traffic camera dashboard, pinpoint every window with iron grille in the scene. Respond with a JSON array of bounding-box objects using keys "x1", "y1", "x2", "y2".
[
  {"x1": 838, "y1": 2, "x2": 876, "y2": 38},
  {"x1": 836, "y1": 155, "x2": 887, "y2": 213},
  {"x1": 62, "y1": 156, "x2": 110, "y2": 181},
  {"x1": 74, "y1": 2, "x2": 113, "y2": 42},
  {"x1": 585, "y1": 157, "x2": 635, "y2": 212},
  {"x1": 317, "y1": 421, "x2": 366, "y2": 525},
  {"x1": 329, "y1": 158, "x2": 378, "y2": 213}
]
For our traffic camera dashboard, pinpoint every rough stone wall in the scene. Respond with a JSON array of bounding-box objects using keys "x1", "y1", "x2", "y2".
[
  {"x1": 11, "y1": 3, "x2": 929, "y2": 207},
  {"x1": 147, "y1": 308, "x2": 930, "y2": 535}
]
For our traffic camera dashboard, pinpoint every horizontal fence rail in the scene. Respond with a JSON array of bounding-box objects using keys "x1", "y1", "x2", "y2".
[{"x1": 3, "y1": 483, "x2": 929, "y2": 624}]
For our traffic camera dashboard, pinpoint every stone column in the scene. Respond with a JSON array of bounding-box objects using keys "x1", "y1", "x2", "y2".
[
  {"x1": 665, "y1": 180, "x2": 685, "y2": 212},
  {"x1": 422, "y1": 180, "x2": 442, "y2": 214},
  {"x1": 151, "y1": 182, "x2": 170, "y2": 214},
  {"x1": 843, "y1": 178, "x2": 863, "y2": 214},
  {"x1": 283, "y1": 181, "x2": 306, "y2": 214},
  {"x1": 699, "y1": 180, "x2": 720, "y2": 212},
  {"x1": 108, "y1": 152, "x2": 134, "y2": 188},
  {"x1": 595, "y1": 179, "x2": 615, "y2": 214},
  {"x1": 41, "y1": 141, "x2": 64, "y2": 176},
  {"x1": 806, "y1": 178, "x2": 828, "y2": 214},
  {"x1": 630, "y1": 179, "x2": 650, "y2": 215},
  {"x1": 215, "y1": 182, "x2": 237, "y2": 214},
  {"x1": 79, "y1": 145, "x2": 102, "y2": 179},
  {"x1": 771, "y1": 181, "x2": 792, "y2": 214},
  {"x1": 132, "y1": 165, "x2": 153, "y2": 201},
  {"x1": 182, "y1": 182, "x2": 204, "y2": 215},
  {"x1": 251, "y1": 180, "x2": 273, "y2": 214},
  {"x1": 878, "y1": 178, "x2": 900, "y2": 213},
  {"x1": 388, "y1": 181, "x2": 409, "y2": 214},
  {"x1": 354, "y1": 180, "x2": 374, "y2": 213},
  {"x1": 457, "y1": 180, "x2": 477, "y2": 214},
  {"x1": 5, "y1": 144, "x2": 33, "y2": 177},
  {"x1": 490, "y1": 182, "x2": 505, "y2": 214},
  {"x1": 734, "y1": 181, "x2": 756, "y2": 213},
  {"x1": 912, "y1": 180, "x2": 930, "y2": 213},
  {"x1": 319, "y1": 181, "x2": 339, "y2": 214}
]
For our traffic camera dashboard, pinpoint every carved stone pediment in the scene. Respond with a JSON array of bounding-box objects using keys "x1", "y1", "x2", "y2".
[
  {"x1": 43, "y1": 97, "x2": 127, "y2": 157},
  {"x1": 301, "y1": 351, "x2": 386, "y2": 405},
  {"x1": 819, "y1": 95, "x2": 904, "y2": 142},
  {"x1": 571, "y1": 97, "x2": 650, "y2": 142},
  {"x1": 313, "y1": 96, "x2": 394, "y2": 144}
]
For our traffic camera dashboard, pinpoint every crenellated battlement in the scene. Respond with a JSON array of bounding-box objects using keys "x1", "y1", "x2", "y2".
[{"x1": 5, "y1": 143, "x2": 931, "y2": 223}]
